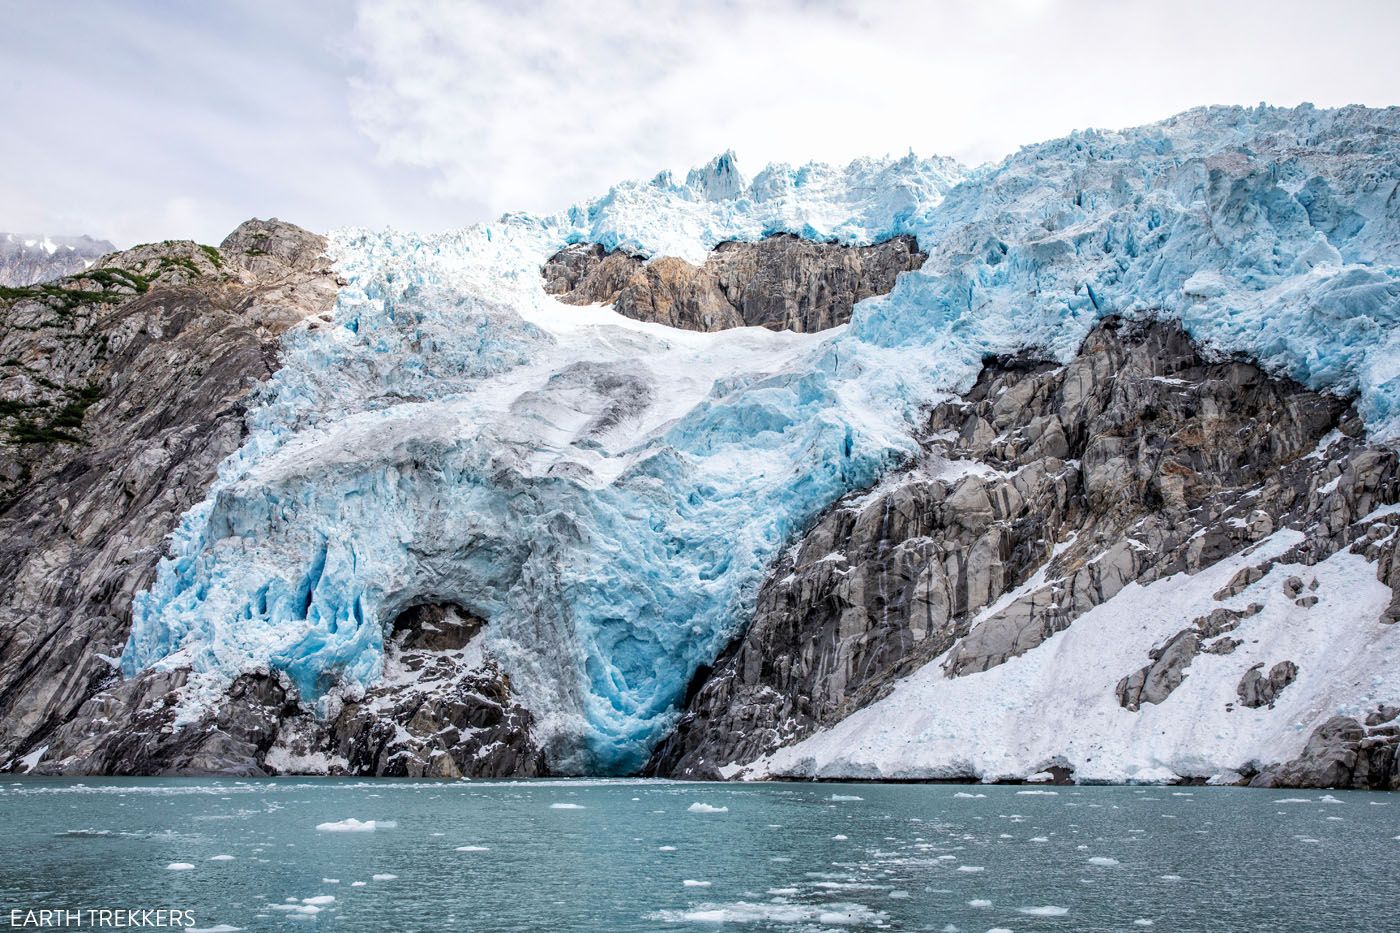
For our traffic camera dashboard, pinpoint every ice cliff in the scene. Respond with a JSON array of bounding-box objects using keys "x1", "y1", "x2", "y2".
[{"x1": 121, "y1": 104, "x2": 1400, "y2": 774}]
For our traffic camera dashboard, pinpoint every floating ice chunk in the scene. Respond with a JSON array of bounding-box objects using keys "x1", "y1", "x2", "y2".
[
  {"x1": 165, "y1": 863, "x2": 195, "y2": 871},
  {"x1": 1318, "y1": 794, "x2": 1343, "y2": 804},
  {"x1": 830, "y1": 794, "x2": 863, "y2": 801},
  {"x1": 1158, "y1": 874, "x2": 1184, "y2": 881},
  {"x1": 1015, "y1": 790, "x2": 1057, "y2": 796},
  {"x1": 1019, "y1": 906, "x2": 1068, "y2": 916},
  {"x1": 968, "y1": 899, "x2": 993, "y2": 908},
  {"x1": 957, "y1": 866, "x2": 985, "y2": 872},
  {"x1": 550, "y1": 803, "x2": 586, "y2": 810},
  {"x1": 315, "y1": 818, "x2": 384, "y2": 832},
  {"x1": 350, "y1": 881, "x2": 366, "y2": 887},
  {"x1": 683, "y1": 880, "x2": 712, "y2": 887},
  {"x1": 649, "y1": 901, "x2": 887, "y2": 926},
  {"x1": 208, "y1": 854, "x2": 236, "y2": 861},
  {"x1": 987, "y1": 928, "x2": 1013, "y2": 933},
  {"x1": 1029, "y1": 837, "x2": 1049, "y2": 843},
  {"x1": 1275, "y1": 798, "x2": 1311, "y2": 804},
  {"x1": 1134, "y1": 921, "x2": 1155, "y2": 927},
  {"x1": 953, "y1": 792, "x2": 986, "y2": 799},
  {"x1": 301, "y1": 896, "x2": 335, "y2": 906},
  {"x1": 321, "y1": 879, "x2": 339, "y2": 884},
  {"x1": 372, "y1": 873, "x2": 397, "y2": 881},
  {"x1": 687, "y1": 803, "x2": 729, "y2": 814},
  {"x1": 832, "y1": 834, "x2": 849, "y2": 841},
  {"x1": 1088, "y1": 857, "x2": 1120, "y2": 867},
  {"x1": 189, "y1": 926, "x2": 243, "y2": 933},
  {"x1": 455, "y1": 845, "x2": 491, "y2": 852}
]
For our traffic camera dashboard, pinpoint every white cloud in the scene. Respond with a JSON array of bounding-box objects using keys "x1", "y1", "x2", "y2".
[
  {"x1": 347, "y1": 0, "x2": 1400, "y2": 220},
  {"x1": 2, "y1": 0, "x2": 1398, "y2": 244}
]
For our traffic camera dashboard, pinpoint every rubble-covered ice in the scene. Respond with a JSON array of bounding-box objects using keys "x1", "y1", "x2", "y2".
[{"x1": 123, "y1": 104, "x2": 1400, "y2": 773}]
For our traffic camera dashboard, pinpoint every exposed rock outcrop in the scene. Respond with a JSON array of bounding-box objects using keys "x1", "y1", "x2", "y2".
[
  {"x1": 1237, "y1": 660, "x2": 1299, "y2": 709},
  {"x1": 1250, "y1": 709, "x2": 1399, "y2": 789},
  {"x1": 649, "y1": 318, "x2": 1400, "y2": 782},
  {"x1": 542, "y1": 233, "x2": 925, "y2": 332},
  {"x1": 0, "y1": 221, "x2": 337, "y2": 773}
]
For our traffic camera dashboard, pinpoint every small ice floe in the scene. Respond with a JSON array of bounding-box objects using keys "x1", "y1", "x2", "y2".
[
  {"x1": 188, "y1": 925, "x2": 243, "y2": 933},
  {"x1": 832, "y1": 834, "x2": 849, "y2": 841},
  {"x1": 987, "y1": 927, "x2": 1013, "y2": 933},
  {"x1": 1088, "y1": 856, "x2": 1120, "y2": 866},
  {"x1": 302, "y1": 896, "x2": 335, "y2": 906},
  {"x1": 455, "y1": 845, "x2": 490, "y2": 852},
  {"x1": 682, "y1": 880, "x2": 712, "y2": 887},
  {"x1": 208, "y1": 854, "x2": 236, "y2": 861},
  {"x1": 957, "y1": 865, "x2": 985, "y2": 873},
  {"x1": 1276, "y1": 798, "x2": 1311, "y2": 804},
  {"x1": 888, "y1": 891, "x2": 910, "y2": 899},
  {"x1": 165, "y1": 863, "x2": 195, "y2": 871},
  {"x1": 968, "y1": 899, "x2": 993, "y2": 908},
  {"x1": 315, "y1": 818, "x2": 387, "y2": 832},
  {"x1": 321, "y1": 879, "x2": 339, "y2": 884},
  {"x1": 767, "y1": 887, "x2": 799, "y2": 896},
  {"x1": 1015, "y1": 790, "x2": 1057, "y2": 796},
  {"x1": 659, "y1": 845, "x2": 677, "y2": 852},
  {"x1": 550, "y1": 803, "x2": 585, "y2": 810},
  {"x1": 1019, "y1": 906, "x2": 1068, "y2": 916},
  {"x1": 953, "y1": 792, "x2": 986, "y2": 799},
  {"x1": 687, "y1": 802, "x2": 729, "y2": 814},
  {"x1": 1158, "y1": 874, "x2": 1184, "y2": 881},
  {"x1": 1319, "y1": 794, "x2": 1343, "y2": 804},
  {"x1": 350, "y1": 881, "x2": 366, "y2": 887},
  {"x1": 1134, "y1": 920, "x2": 1155, "y2": 927},
  {"x1": 270, "y1": 904, "x2": 321, "y2": 916},
  {"x1": 830, "y1": 794, "x2": 863, "y2": 801},
  {"x1": 371, "y1": 873, "x2": 397, "y2": 881},
  {"x1": 1029, "y1": 836, "x2": 1049, "y2": 843},
  {"x1": 649, "y1": 901, "x2": 886, "y2": 926}
]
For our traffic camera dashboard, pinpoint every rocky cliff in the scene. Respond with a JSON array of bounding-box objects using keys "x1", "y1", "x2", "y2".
[
  {"x1": 650, "y1": 318, "x2": 1400, "y2": 788},
  {"x1": 543, "y1": 233, "x2": 925, "y2": 332}
]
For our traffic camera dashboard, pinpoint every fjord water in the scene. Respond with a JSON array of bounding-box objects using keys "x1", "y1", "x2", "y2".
[{"x1": 2, "y1": 779, "x2": 1395, "y2": 932}]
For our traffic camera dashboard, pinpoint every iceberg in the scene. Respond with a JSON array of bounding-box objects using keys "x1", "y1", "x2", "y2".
[{"x1": 123, "y1": 104, "x2": 1400, "y2": 773}]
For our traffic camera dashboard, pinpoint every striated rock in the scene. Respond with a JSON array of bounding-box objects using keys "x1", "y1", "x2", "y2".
[
  {"x1": 650, "y1": 318, "x2": 1400, "y2": 781},
  {"x1": 0, "y1": 220, "x2": 339, "y2": 772},
  {"x1": 542, "y1": 232, "x2": 925, "y2": 333}
]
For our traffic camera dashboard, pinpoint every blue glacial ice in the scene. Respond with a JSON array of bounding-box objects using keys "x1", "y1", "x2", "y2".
[{"x1": 124, "y1": 104, "x2": 1400, "y2": 773}]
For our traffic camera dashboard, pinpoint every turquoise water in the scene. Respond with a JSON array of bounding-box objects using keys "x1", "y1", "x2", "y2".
[{"x1": 1, "y1": 779, "x2": 1396, "y2": 932}]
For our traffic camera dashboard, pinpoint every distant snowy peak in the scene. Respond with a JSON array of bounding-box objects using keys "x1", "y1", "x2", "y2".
[{"x1": 0, "y1": 232, "x2": 115, "y2": 286}]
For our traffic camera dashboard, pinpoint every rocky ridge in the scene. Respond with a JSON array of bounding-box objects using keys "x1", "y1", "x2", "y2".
[
  {"x1": 649, "y1": 318, "x2": 1400, "y2": 788},
  {"x1": 543, "y1": 232, "x2": 925, "y2": 332}
]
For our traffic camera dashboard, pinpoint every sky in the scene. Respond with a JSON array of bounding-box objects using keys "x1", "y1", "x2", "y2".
[{"x1": 3, "y1": 0, "x2": 1400, "y2": 247}]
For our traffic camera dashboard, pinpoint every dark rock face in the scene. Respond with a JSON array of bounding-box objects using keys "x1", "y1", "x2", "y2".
[
  {"x1": 542, "y1": 233, "x2": 925, "y2": 333},
  {"x1": 649, "y1": 318, "x2": 1400, "y2": 782},
  {"x1": 0, "y1": 220, "x2": 338, "y2": 773},
  {"x1": 1250, "y1": 710, "x2": 1399, "y2": 789}
]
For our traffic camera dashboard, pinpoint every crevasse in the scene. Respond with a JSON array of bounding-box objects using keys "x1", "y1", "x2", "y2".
[{"x1": 124, "y1": 104, "x2": 1400, "y2": 773}]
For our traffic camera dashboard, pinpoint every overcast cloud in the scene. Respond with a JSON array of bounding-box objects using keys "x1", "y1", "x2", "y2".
[{"x1": 3, "y1": 0, "x2": 1399, "y2": 246}]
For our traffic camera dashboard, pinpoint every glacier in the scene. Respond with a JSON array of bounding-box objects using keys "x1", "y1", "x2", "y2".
[{"x1": 123, "y1": 104, "x2": 1400, "y2": 773}]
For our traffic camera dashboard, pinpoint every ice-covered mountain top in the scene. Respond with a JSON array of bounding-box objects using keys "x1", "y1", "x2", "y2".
[
  {"x1": 0, "y1": 232, "x2": 115, "y2": 286},
  {"x1": 123, "y1": 104, "x2": 1400, "y2": 775}
]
